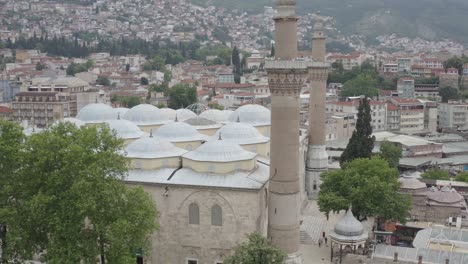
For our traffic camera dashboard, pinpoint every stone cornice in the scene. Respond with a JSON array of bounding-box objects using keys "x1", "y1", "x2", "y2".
[
  {"x1": 267, "y1": 69, "x2": 307, "y2": 97},
  {"x1": 308, "y1": 67, "x2": 329, "y2": 82}
]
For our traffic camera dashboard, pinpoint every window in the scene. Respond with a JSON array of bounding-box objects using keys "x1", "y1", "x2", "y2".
[
  {"x1": 189, "y1": 203, "x2": 200, "y2": 225},
  {"x1": 211, "y1": 204, "x2": 223, "y2": 226}
]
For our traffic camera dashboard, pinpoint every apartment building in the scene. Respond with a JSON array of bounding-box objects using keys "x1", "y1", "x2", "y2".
[
  {"x1": 326, "y1": 99, "x2": 387, "y2": 132},
  {"x1": 438, "y1": 101, "x2": 468, "y2": 129},
  {"x1": 389, "y1": 98, "x2": 425, "y2": 132},
  {"x1": 397, "y1": 77, "x2": 415, "y2": 98}
]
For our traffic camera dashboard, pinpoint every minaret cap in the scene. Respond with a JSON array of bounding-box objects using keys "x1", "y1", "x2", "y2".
[
  {"x1": 277, "y1": 0, "x2": 296, "y2": 6},
  {"x1": 314, "y1": 11, "x2": 324, "y2": 31},
  {"x1": 276, "y1": 0, "x2": 296, "y2": 17}
]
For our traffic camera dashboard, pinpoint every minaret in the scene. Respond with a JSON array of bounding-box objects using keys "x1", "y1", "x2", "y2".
[
  {"x1": 266, "y1": 1, "x2": 307, "y2": 263},
  {"x1": 306, "y1": 12, "x2": 329, "y2": 199}
]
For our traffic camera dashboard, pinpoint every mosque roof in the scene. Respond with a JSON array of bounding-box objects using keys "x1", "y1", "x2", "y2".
[
  {"x1": 114, "y1": 107, "x2": 129, "y2": 117},
  {"x1": 160, "y1": 108, "x2": 177, "y2": 121},
  {"x1": 183, "y1": 139, "x2": 257, "y2": 162},
  {"x1": 184, "y1": 117, "x2": 223, "y2": 129},
  {"x1": 105, "y1": 119, "x2": 145, "y2": 139},
  {"x1": 199, "y1": 109, "x2": 224, "y2": 123},
  {"x1": 53, "y1": 117, "x2": 85, "y2": 127},
  {"x1": 76, "y1": 103, "x2": 117, "y2": 123},
  {"x1": 399, "y1": 176, "x2": 427, "y2": 190},
  {"x1": 125, "y1": 136, "x2": 187, "y2": 159},
  {"x1": 228, "y1": 104, "x2": 271, "y2": 126},
  {"x1": 155, "y1": 121, "x2": 208, "y2": 142},
  {"x1": 427, "y1": 188, "x2": 465, "y2": 205},
  {"x1": 212, "y1": 122, "x2": 270, "y2": 145},
  {"x1": 175, "y1": 109, "x2": 197, "y2": 121},
  {"x1": 123, "y1": 104, "x2": 168, "y2": 125}
]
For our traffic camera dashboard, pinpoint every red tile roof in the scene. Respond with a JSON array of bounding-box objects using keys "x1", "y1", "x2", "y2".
[{"x1": 0, "y1": 106, "x2": 12, "y2": 114}]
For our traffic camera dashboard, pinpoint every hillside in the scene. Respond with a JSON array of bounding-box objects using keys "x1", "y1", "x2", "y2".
[{"x1": 193, "y1": 0, "x2": 468, "y2": 45}]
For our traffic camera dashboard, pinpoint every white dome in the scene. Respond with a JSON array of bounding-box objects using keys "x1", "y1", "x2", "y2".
[
  {"x1": 221, "y1": 110, "x2": 234, "y2": 121},
  {"x1": 125, "y1": 136, "x2": 187, "y2": 159},
  {"x1": 53, "y1": 118, "x2": 85, "y2": 127},
  {"x1": 213, "y1": 123, "x2": 269, "y2": 145},
  {"x1": 334, "y1": 210, "x2": 364, "y2": 237},
  {"x1": 228, "y1": 104, "x2": 270, "y2": 126},
  {"x1": 175, "y1": 109, "x2": 197, "y2": 121},
  {"x1": 114, "y1": 107, "x2": 129, "y2": 117},
  {"x1": 155, "y1": 121, "x2": 208, "y2": 142},
  {"x1": 183, "y1": 139, "x2": 257, "y2": 162},
  {"x1": 77, "y1": 103, "x2": 117, "y2": 123},
  {"x1": 160, "y1": 108, "x2": 177, "y2": 121},
  {"x1": 199, "y1": 109, "x2": 224, "y2": 123},
  {"x1": 123, "y1": 104, "x2": 168, "y2": 125},
  {"x1": 23, "y1": 127, "x2": 43, "y2": 136},
  {"x1": 105, "y1": 119, "x2": 145, "y2": 139}
]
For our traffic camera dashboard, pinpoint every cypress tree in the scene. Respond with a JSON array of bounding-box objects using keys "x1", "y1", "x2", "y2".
[
  {"x1": 270, "y1": 44, "x2": 275, "y2": 57},
  {"x1": 339, "y1": 97, "x2": 375, "y2": 165},
  {"x1": 231, "y1": 47, "x2": 241, "y2": 74}
]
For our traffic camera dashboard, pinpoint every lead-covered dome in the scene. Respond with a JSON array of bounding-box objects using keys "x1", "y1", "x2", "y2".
[
  {"x1": 160, "y1": 108, "x2": 177, "y2": 121},
  {"x1": 213, "y1": 123, "x2": 269, "y2": 145},
  {"x1": 123, "y1": 104, "x2": 167, "y2": 125},
  {"x1": 53, "y1": 117, "x2": 85, "y2": 128},
  {"x1": 199, "y1": 109, "x2": 224, "y2": 123},
  {"x1": 105, "y1": 119, "x2": 145, "y2": 140},
  {"x1": 77, "y1": 103, "x2": 116, "y2": 123},
  {"x1": 334, "y1": 210, "x2": 364, "y2": 237},
  {"x1": 175, "y1": 109, "x2": 197, "y2": 121},
  {"x1": 399, "y1": 175, "x2": 426, "y2": 190},
  {"x1": 125, "y1": 136, "x2": 187, "y2": 159},
  {"x1": 155, "y1": 121, "x2": 208, "y2": 142},
  {"x1": 228, "y1": 104, "x2": 271, "y2": 126},
  {"x1": 114, "y1": 107, "x2": 129, "y2": 117},
  {"x1": 183, "y1": 139, "x2": 257, "y2": 162}
]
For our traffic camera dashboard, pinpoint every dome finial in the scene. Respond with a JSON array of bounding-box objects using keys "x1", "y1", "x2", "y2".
[
  {"x1": 175, "y1": 114, "x2": 178, "y2": 122},
  {"x1": 149, "y1": 129, "x2": 153, "y2": 138},
  {"x1": 218, "y1": 133, "x2": 222, "y2": 140},
  {"x1": 237, "y1": 116, "x2": 240, "y2": 123},
  {"x1": 117, "y1": 112, "x2": 120, "y2": 120}
]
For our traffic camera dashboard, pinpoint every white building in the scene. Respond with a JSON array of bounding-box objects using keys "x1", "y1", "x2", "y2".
[{"x1": 438, "y1": 101, "x2": 468, "y2": 129}]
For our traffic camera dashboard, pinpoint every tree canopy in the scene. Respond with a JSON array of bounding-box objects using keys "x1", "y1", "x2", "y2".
[
  {"x1": 439, "y1": 86, "x2": 460, "y2": 103},
  {"x1": 340, "y1": 98, "x2": 375, "y2": 165},
  {"x1": 318, "y1": 157, "x2": 411, "y2": 222},
  {"x1": 223, "y1": 232, "x2": 286, "y2": 264},
  {"x1": 421, "y1": 169, "x2": 450, "y2": 180},
  {"x1": 455, "y1": 172, "x2": 468, "y2": 182},
  {"x1": 340, "y1": 73, "x2": 379, "y2": 98},
  {"x1": 378, "y1": 141, "x2": 402, "y2": 168},
  {"x1": 168, "y1": 84, "x2": 197, "y2": 109},
  {"x1": 0, "y1": 122, "x2": 158, "y2": 263}
]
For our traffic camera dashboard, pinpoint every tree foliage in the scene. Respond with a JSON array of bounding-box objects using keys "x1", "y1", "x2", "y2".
[
  {"x1": 140, "y1": 77, "x2": 149, "y2": 85},
  {"x1": 443, "y1": 56, "x2": 468, "y2": 75},
  {"x1": 318, "y1": 157, "x2": 411, "y2": 222},
  {"x1": 340, "y1": 98, "x2": 375, "y2": 165},
  {"x1": 0, "y1": 122, "x2": 158, "y2": 263},
  {"x1": 341, "y1": 73, "x2": 379, "y2": 98},
  {"x1": 455, "y1": 172, "x2": 468, "y2": 182},
  {"x1": 97, "y1": 76, "x2": 111, "y2": 86},
  {"x1": 66, "y1": 59, "x2": 94, "y2": 76},
  {"x1": 378, "y1": 141, "x2": 402, "y2": 168},
  {"x1": 439, "y1": 86, "x2": 460, "y2": 103},
  {"x1": 111, "y1": 95, "x2": 141, "y2": 108},
  {"x1": 168, "y1": 84, "x2": 197, "y2": 109},
  {"x1": 224, "y1": 232, "x2": 286, "y2": 264},
  {"x1": 421, "y1": 169, "x2": 450, "y2": 180}
]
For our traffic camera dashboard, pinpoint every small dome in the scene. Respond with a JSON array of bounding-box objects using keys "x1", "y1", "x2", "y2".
[
  {"x1": 114, "y1": 107, "x2": 129, "y2": 117},
  {"x1": 213, "y1": 123, "x2": 269, "y2": 145},
  {"x1": 199, "y1": 109, "x2": 224, "y2": 123},
  {"x1": 123, "y1": 104, "x2": 168, "y2": 125},
  {"x1": 105, "y1": 119, "x2": 145, "y2": 139},
  {"x1": 77, "y1": 103, "x2": 116, "y2": 123},
  {"x1": 228, "y1": 104, "x2": 271, "y2": 126},
  {"x1": 175, "y1": 109, "x2": 197, "y2": 121},
  {"x1": 398, "y1": 176, "x2": 426, "y2": 190},
  {"x1": 155, "y1": 121, "x2": 208, "y2": 142},
  {"x1": 427, "y1": 189, "x2": 464, "y2": 204},
  {"x1": 183, "y1": 139, "x2": 257, "y2": 162},
  {"x1": 221, "y1": 110, "x2": 234, "y2": 120},
  {"x1": 184, "y1": 117, "x2": 219, "y2": 127},
  {"x1": 334, "y1": 210, "x2": 364, "y2": 237},
  {"x1": 125, "y1": 136, "x2": 187, "y2": 159},
  {"x1": 160, "y1": 108, "x2": 177, "y2": 121},
  {"x1": 23, "y1": 127, "x2": 43, "y2": 136},
  {"x1": 53, "y1": 118, "x2": 85, "y2": 127}
]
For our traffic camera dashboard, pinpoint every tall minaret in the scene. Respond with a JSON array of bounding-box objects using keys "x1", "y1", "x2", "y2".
[
  {"x1": 266, "y1": 1, "x2": 307, "y2": 263},
  {"x1": 306, "y1": 12, "x2": 329, "y2": 199}
]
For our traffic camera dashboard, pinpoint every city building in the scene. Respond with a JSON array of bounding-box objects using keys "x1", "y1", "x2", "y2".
[
  {"x1": 0, "y1": 105, "x2": 12, "y2": 120},
  {"x1": 438, "y1": 101, "x2": 468, "y2": 129},
  {"x1": 389, "y1": 98, "x2": 425, "y2": 132},
  {"x1": 440, "y1": 68, "x2": 460, "y2": 90},
  {"x1": 397, "y1": 58, "x2": 412, "y2": 74},
  {"x1": 326, "y1": 100, "x2": 387, "y2": 132},
  {"x1": 397, "y1": 77, "x2": 415, "y2": 98},
  {"x1": 0, "y1": 80, "x2": 21, "y2": 102},
  {"x1": 414, "y1": 84, "x2": 439, "y2": 101},
  {"x1": 386, "y1": 102, "x2": 400, "y2": 131},
  {"x1": 246, "y1": 50, "x2": 264, "y2": 69}
]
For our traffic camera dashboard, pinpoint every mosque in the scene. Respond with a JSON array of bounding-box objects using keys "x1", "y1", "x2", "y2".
[{"x1": 70, "y1": 1, "x2": 329, "y2": 263}]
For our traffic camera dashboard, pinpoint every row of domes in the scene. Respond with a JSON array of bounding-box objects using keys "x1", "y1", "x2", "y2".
[{"x1": 76, "y1": 103, "x2": 271, "y2": 126}]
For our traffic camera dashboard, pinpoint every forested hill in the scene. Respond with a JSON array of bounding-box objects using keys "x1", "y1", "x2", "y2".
[{"x1": 193, "y1": 0, "x2": 468, "y2": 45}]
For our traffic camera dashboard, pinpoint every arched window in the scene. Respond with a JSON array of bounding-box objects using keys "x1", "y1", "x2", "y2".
[
  {"x1": 188, "y1": 203, "x2": 199, "y2": 225},
  {"x1": 211, "y1": 204, "x2": 223, "y2": 226}
]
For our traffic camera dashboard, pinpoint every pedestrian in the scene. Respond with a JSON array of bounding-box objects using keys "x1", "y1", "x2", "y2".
[
  {"x1": 324, "y1": 236, "x2": 328, "y2": 246},
  {"x1": 318, "y1": 237, "x2": 323, "y2": 247}
]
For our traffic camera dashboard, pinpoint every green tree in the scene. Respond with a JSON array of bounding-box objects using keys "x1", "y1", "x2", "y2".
[
  {"x1": 2, "y1": 123, "x2": 158, "y2": 263},
  {"x1": 318, "y1": 157, "x2": 411, "y2": 222},
  {"x1": 35, "y1": 62, "x2": 45, "y2": 71},
  {"x1": 224, "y1": 232, "x2": 286, "y2": 264},
  {"x1": 340, "y1": 98, "x2": 375, "y2": 164},
  {"x1": 443, "y1": 56, "x2": 465, "y2": 75},
  {"x1": 97, "y1": 76, "x2": 111, "y2": 86},
  {"x1": 378, "y1": 141, "x2": 402, "y2": 168},
  {"x1": 125, "y1": 63, "x2": 130, "y2": 72},
  {"x1": 421, "y1": 169, "x2": 450, "y2": 180},
  {"x1": 341, "y1": 73, "x2": 378, "y2": 98},
  {"x1": 232, "y1": 46, "x2": 241, "y2": 74},
  {"x1": 168, "y1": 84, "x2": 197, "y2": 109},
  {"x1": 439, "y1": 86, "x2": 460, "y2": 102},
  {"x1": 140, "y1": 77, "x2": 149, "y2": 85},
  {"x1": 270, "y1": 44, "x2": 275, "y2": 57},
  {"x1": 455, "y1": 172, "x2": 468, "y2": 182}
]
